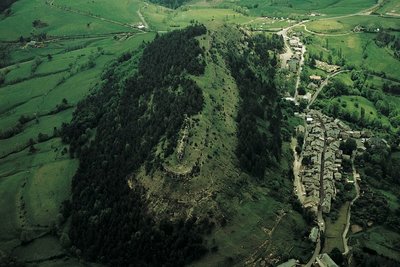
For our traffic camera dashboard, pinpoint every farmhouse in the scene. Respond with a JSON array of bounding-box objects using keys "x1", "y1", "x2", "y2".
[
  {"x1": 309, "y1": 75, "x2": 322, "y2": 83},
  {"x1": 289, "y1": 39, "x2": 299, "y2": 47}
]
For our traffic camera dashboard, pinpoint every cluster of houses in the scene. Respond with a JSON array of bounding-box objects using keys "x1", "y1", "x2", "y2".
[
  {"x1": 306, "y1": 75, "x2": 323, "y2": 95},
  {"x1": 300, "y1": 109, "x2": 369, "y2": 212},
  {"x1": 287, "y1": 33, "x2": 304, "y2": 72},
  {"x1": 300, "y1": 110, "x2": 363, "y2": 213}
]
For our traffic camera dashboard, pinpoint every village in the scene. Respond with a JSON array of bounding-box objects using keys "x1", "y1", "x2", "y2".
[
  {"x1": 278, "y1": 21, "x2": 370, "y2": 267},
  {"x1": 299, "y1": 109, "x2": 366, "y2": 214}
]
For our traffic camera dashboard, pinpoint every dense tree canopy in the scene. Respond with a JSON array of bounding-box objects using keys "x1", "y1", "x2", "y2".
[
  {"x1": 148, "y1": 0, "x2": 191, "y2": 9},
  {"x1": 225, "y1": 33, "x2": 284, "y2": 178},
  {"x1": 62, "y1": 25, "x2": 209, "y2": 266}
]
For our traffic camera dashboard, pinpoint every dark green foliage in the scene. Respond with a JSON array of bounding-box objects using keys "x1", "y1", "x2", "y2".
[
  {"x1": 323, "y1": 79, "x2": 349, "y2": 98},
  {"x1": 353, "y1": 248, "x2": 400, "y2": 267},
  {"x1": 383, "y1": 82, "x2": 400, "y2": 95},
  {"x1": 0, "y1": 0, "x2": 16, "y2": 12},
  {"x1": 329, "y1": 247, "x2": 344, "y2": 266},
  {"x1": 225, "y1": 34, "x2": 284, "y2": 178},
  {"x1": 375, "y1": 31, "x2": 400, "y2": 58},
  {"x1": 61, "y1": 25, "x2": 208, "y2": 266},
  {"x1": 148, "y1": 0, "x2": 191, "y2": 9},
  {"x1": 340, "y1": 138, "x2": 357, "y2": 155},
  {"x1": 0, "y1": 123, "x2": 23, "y2": 140},
  {"x1": 0, "y1": 44, "x2": 11, "y2": 68},
  {"x1": 353, "y1": 140, "x2": 400, "y2": 231}
]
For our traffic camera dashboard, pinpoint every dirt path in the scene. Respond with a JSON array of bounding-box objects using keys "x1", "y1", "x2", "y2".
[
  {"x1": 277, "y1": 20, "x2": 308, "y2": 100},
  {"x1": 137, "y1": 8, "x2": 149, "y2": 29},
  {"x1": 291, "y1": 137, "x2": 306, "y2": 203}
]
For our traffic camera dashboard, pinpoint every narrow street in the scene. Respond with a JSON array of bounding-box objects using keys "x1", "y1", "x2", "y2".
[
  {"x1": 277, "y1": 21, "x2": 308, "y2": 102},
  {"x1": 291, "y1": 137, "x2": 306, "y2": 203},
  {"x1": 304, "y1": 115, "x2": 327, "y2": 267}
]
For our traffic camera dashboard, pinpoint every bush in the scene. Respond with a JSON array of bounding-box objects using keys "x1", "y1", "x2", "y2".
[{"x1": 31, "y1": 56, "x2": 43, "y2": 74}]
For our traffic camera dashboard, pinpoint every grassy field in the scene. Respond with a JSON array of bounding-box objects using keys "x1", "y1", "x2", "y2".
[
  {"x1": 377, "y1": 0, "x2": 400, "y2": 15},
  {"x1": 332, "y1": 95, "x2": 391, "y2": 125},
  {"x1": 25, "y1": 159, "x2": 78, "y2": 226},
  {"x1": 0, "y1": 0, "x2": 137, "y2": 41},
  {"x1": 300, "y1": 30, "x2": 400, "y2": 80},
  {"x1": 54, "y1": 0, "x2": 142, "y2": 25},
  {"x1": 0, "y1": 0, "x2": 155, "y2": 261},
  {"x1": 323, "y1": 202, "x2": 349, "y2": 253},
  {"x1": 222, "y1": 0, "x2": 377, "y2": 18},
  {"x1": 306, "y1": 15, "x2": 400, "y2": 34},
  {"x1": 141, "y1": 3, "x2": 254, "y2": 31}
]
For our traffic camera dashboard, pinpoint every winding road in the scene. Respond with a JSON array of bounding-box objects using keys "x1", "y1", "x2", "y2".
[{"x1": 307, "y1": 69, "x2": 350, "y2": 109}]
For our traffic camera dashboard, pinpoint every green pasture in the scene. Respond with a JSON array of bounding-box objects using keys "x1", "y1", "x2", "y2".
[
  {"x1": 323, "y1": 202, "x2": 349, "y2": 253},
  {"x1": 0, "y1": 0, "x2": 136, "y2": 41},
  {"x1": 333, "y1": 95, "x2": 390, "y2": 124},
  {"x1": 25, "y1": 159, "x2": 77, "y2": 226},
  {"x1": 0, "y1": 172, "x2": 25, "y2": 242},
  {"x1": 227, "y1": 0, "x2": 376, "y2": 17},
  {"x1": 333, "y1": 72, "x2": 354, "y2": 87},
  {"x1": 377, "y1": 0, "x2": 400, "y2": 15},
  {"x1": 54, "y1": 0, "x2": 142, "y2": 25},
  {"x1": 306, "y1": 15, "x2": 400, "y2": 34},
  {"x1": 142, "y1": 4, "x2": 254, "y2": 30},
  {"x1": 301, "y1": 31, "x2": 400, "y2": 79}
]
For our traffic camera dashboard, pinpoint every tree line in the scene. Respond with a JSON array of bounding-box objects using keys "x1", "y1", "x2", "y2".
[
  {"x1": 148, "y1": 0, "x2": 191, "y2": 9},
  {"x1": 224, "y1": 33, "x2": 284, "y2": 178}
]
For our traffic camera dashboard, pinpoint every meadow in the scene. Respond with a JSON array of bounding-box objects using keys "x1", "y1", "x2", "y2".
[
  {"x1": 300, "y1": 30, "x2": 400, "y2": 80},
  {"x1": 323, "y1": 202, "x2": 349, "y2": 253},
  {"x1": 306, "y1": 15, "x2": 400, "y2": 34},
  {"x1": 377, "y1": 0, "x2": 400, "y2": 15},
  {"x1": 224, "y1": 0, "x2": 377, "y2": 18}
]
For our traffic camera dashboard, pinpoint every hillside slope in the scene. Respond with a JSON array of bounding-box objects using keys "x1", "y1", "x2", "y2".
[{"x1": 61, "y1": 24, "x2": 312, "y2": 266}]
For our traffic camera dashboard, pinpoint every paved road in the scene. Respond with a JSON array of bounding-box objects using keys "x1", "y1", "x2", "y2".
[
  {"x1": 277, "y1": 21, "x2": 309, "y2": 101},
  {"x1": 307, "y1": 70, "x2": 350, "y2": 109}
]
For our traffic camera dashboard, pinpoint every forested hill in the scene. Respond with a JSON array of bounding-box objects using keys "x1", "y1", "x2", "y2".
[
  {"x1": 61, "y1": 25, "x2": 208, "y2": 266},
  {"x1": 61, "y1": 24, "x2": 297, "y2": 266}
]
